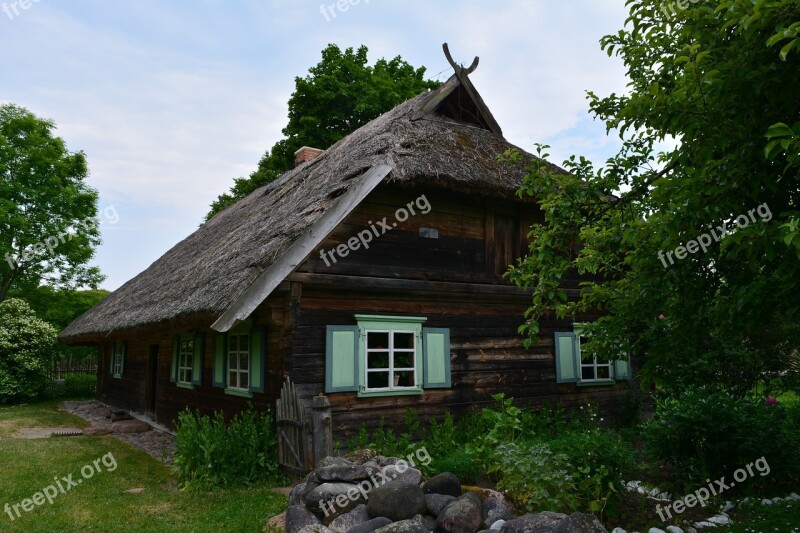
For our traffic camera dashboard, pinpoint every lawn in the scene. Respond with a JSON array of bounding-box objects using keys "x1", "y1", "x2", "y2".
[{"x1": 0, "y1": 401, "x2": 286, "y2": 533}]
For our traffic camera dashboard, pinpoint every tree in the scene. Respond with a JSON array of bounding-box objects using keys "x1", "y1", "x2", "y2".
[
  {"x1": 205, "y1": 44, "x2": 439, "y2": 220},
  {"x1": 0, "y1": 298, "x2": 58, "y2": 404},
  {"x1": 0, "y1": 104, "x2": 103, "y2": 303},
  {"x1": 507, "y1": 0, "x2": 800, "y2": 394},
  {"x1": 16, "y1": 285, "x2": 109, "y2": 331}
]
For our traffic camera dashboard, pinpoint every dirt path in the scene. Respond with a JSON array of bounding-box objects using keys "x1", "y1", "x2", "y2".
[{"x1": 62, "y1": 400, "x2": 176, "y2": 464}]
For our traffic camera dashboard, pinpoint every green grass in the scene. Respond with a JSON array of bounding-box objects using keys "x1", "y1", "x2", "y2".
[
  {"x1": 0, "y1": 402, "x2": 286, "y2": 532},
  {"x1": 723, "y1": 499, "x2": 800, "y2": 532},
  {"x1": 755, "y1": 381, "x2": 799, "y2": 407},
  {"x1": 0, "y1": 400, "x2": 89, "y2": 437}
]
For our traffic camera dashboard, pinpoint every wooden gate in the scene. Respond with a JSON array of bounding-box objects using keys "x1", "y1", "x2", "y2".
[{"x1": 276, "y1": 378, "x2": 307, "y2": 475}]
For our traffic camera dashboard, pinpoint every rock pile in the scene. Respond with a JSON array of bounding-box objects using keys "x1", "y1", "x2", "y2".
[{"x1": 286, "y1": 450, "x2": 607, "y2": 533}]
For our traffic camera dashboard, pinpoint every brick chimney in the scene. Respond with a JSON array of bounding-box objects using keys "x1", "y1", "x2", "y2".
[{"x1": 293, "y1": 146, "x2": 324, "y2": 167}]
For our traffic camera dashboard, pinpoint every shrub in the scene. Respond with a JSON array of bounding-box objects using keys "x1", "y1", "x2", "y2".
[
  {"x1": 62, "y1": 373, "x2": 97, "y2": 397},
  {"x1": 488, "y1": 441, "x2": 577, "y2": 513},
  {"x1": 0, "y1": 298, "x2": 58, "y2": 404},
  {"x1": 644, "y1": 387, "x2": 800, "y2": 493},
  {"x1": 548, "y1": 429, "x2": 634, "y2": 514},
  {"x1": 431, "y1": 454, "x2": 482, "y2": 485},
  {"x1": 173, "y1": 406, "x2": 284, "y2": 490},
  {"x1": 351, "y1": 409, "x2": 488, "y2": 477}
]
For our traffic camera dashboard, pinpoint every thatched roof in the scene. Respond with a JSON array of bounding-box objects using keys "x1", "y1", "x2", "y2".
[{"x1": 61, "y1": 72, "x2": 560, "y2": 342}]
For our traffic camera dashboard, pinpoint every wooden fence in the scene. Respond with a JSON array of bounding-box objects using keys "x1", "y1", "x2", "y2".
[{"x1": 50, "y1": 359, "x2": 97, "y2": 380}]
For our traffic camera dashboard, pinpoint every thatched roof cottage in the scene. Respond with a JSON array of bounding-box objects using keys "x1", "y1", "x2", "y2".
[{"x1": 61, "y1": 54, "x2": 632, "y2": 462}]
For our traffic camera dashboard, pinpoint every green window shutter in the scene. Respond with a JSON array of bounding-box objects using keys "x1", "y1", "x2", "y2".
[
  {"x1": 119, "y1": 342, "x2": 126, "y2": 377},
  {"x1": 555, "y1": 332, "x2": 578, "y2": 383},
  {"x1": 170, "y1": 336, "x2": 179, "y2": 383},
  {"x1": 423, "y1": 328, "x2": 451, "y2": 388},
  {"x1": 249, "y1": 327, "x2": 266, "y2": 393},
  {"x1": 191, "y1": 333, "x2": 204, "y2": 386},
  {"x1": 614, "y1": 358, "x2": 631, "y2": 381},
  {"x1": 325, "y1": 325, "x2": 360, "y2": 392},
  {"x1": 213, "y1": 333, "x2": 226, "y2": 388}
]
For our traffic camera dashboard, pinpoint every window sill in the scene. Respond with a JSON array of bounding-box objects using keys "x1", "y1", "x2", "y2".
[
  {"x1": 577, "y1": 380, "x2": 616, "y2": 387},
  {"x1": 225, "y1": 388, "x2": 253, "y2": 398},
  {"x1": 358, "y1": 388, "x2": 424, "y2": 398},
  {"x1": 176, "y1": 382, "x2": 195, "y2": 390},
  {"x1": 112, "y1": 374, "x2": 122, "y2": 379}
]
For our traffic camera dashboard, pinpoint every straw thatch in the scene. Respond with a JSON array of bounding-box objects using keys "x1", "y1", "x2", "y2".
[{"x1": 60, "y1": 74, "x2": 560, "y2": 341}]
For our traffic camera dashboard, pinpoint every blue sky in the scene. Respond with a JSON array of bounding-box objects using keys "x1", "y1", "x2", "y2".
[{"x1": 1, "y1": 0, "x2": 630, "y2": 291}]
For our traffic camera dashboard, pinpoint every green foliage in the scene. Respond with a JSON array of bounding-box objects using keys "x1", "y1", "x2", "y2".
[
  {"x1": 45, "y1": 373, "x2": 97, "y2": 399},
  {"x1": 0, "y1": 104, "x2": 103, "y2": 302},
  {"x1": 173, "y1": 406, "x2": 285, "y2": 490},
  {"x1": 472, "y1": 396, "x2": 632, "y2": 518},
  {"x1": 548, "y1": 429, "x2": 634, "y2": 515},
  {"x1": 429, "y1": 454, "x2": 482, "y2": 485},
  {"x1": 644, "y1": 387, "x2": 800, "y2": 493},
  {"x1": 352, "y1": 408, "x2": 485, "y2": 478},
  {"x1": 507, "y1": 0, "x2": 800, "y2": 392},
  {"x1": 205, "y1": 44, "x2": 439, "y2": 220},
  {"x1": 15, "y1": 285, "x2": 109, "y2": 331},
  {"x1": 0, "y1": 298, "x2": 58, "y2": 403},
  {"x1": 352, "y1": 397, "x2": 635, "y2": 518},
  {"x1": 466, "y1": 393, "x2": 524, "y2": 467},
  {"x1": 488, "y1": 442, "x2": 577, "y2": 513},
  {"x1": 14, "y1": 285, "x2": 109, "y2": 361}
]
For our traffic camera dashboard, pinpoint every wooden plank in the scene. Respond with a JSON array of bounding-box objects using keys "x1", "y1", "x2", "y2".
[
  {"x1": 287, "y1": 273, "x2": 530, "y2": 297},
  {"x1": 411, "y1": 74, "x2": 461, "y2": 121},
  {"x1": 485, "y1": 200, "x2": 495, "y2": 277}
]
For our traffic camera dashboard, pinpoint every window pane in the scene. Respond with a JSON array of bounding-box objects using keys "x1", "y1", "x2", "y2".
[
  {"x1": 367, "y1": 352, "x2": 389, "y2": 369},
  {"x1": 597, "y1": 365, "x2": 611, "y2": 379},
  {"x1": 185, "y1": 369, "x2": 192, "y2": 382},
  {"x1": 240, "y1": 372, "x2": 249, "y2": 389},
  {"x1": 582, "y1": 367, "x2": 594, "y2": 380},
  {"x1": 367, "y1": 332, "x2": 389, "y2": 349},
  {"x1": 367, "y1": 372, "x2": 389, "y2": 389},
  {"x1": 240, "y1": 335, "x2": 249, "y2": 352},
  {"x1": 229, "y1": 371, "x2": 237, "y2": 388},
  {"x1": 239, "y1": 353, "x2": 249, "y2": 371},
  {"x1": 229, "y1": 353, "x2": 237, "y2": 371},
  {"x1": 229, "y1": 336, "x2": 238, "y2": 352},
  {"x1": 394, "y1": 352, "x2": 414, "y2": 368},
  {"x1": 394, "y1": 332, "x2": 414, "y2": 350},
  {"x1": 395, "y1": 371, "x2": 415, "y2": 387}
]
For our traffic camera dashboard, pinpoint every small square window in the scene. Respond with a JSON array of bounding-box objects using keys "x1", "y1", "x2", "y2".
[{"x1": 363, "y1": 330, "x2": 418, "y2": 392}]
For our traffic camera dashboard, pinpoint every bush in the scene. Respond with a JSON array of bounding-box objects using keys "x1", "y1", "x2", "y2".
[
  {"x1": 548, "y1": 429, "x2": 634, "y2": 514},
  {"x1": 644, "y1": 387, "x2": 800, "y2": 493},
  {"x1": 430, "y1": 454, "x2": 482, "y2": 485},
  {"x1": 0, "y1": 298, "x2": 58, "y2": 404},
  {"x1": 173, "y1": 406, "x2": 285, "y2": 490},
  {"x1": 351, "y1": 409, "x2": 488, "y2": 478},
  {"x1": 62, "y1": 373, "x2": 97, "y2": 398},
  {"x1": 488, "y1": 441, "x2": 577, "y2": 513}
]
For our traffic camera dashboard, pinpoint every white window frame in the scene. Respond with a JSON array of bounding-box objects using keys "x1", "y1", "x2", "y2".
[
  {"x1": 177, "y1": 338, "x2": 194, "y2": 385},
  {"x1": 112, "y1": 342, "x2": 124, "y2": 377},
  {"x1": 227, "y1": 333, "x2": 250, "y2": 391},
  {"x1": 575, "y1": 325, "x2": 613, "y2": 383},
  {"x1": 364, "y1": 329, "x2": 418, "y2": 392}
]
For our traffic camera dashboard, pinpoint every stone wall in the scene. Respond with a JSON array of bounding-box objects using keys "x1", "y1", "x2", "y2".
[{"x1": 285, "y1": 450, "x2": 608, "y2": 533}]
